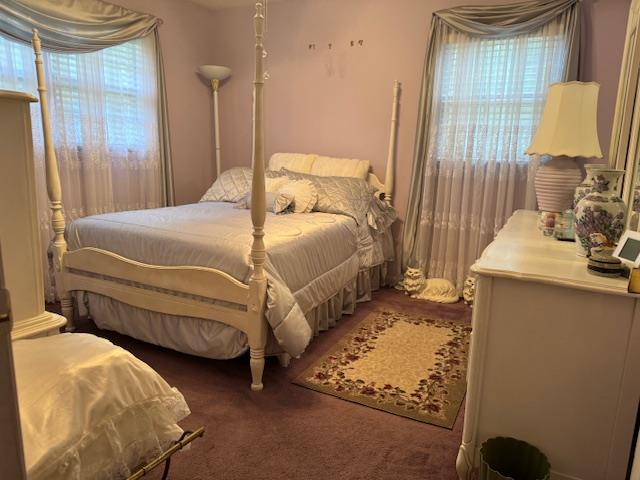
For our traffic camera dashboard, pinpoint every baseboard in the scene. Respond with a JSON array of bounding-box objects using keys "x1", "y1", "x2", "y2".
[
  {"x1": 550, "y1": 470, "x2": 583, "y2": 480},
  {"x1": 11, "y1": 311, "x2": 66, "y2": 340}
]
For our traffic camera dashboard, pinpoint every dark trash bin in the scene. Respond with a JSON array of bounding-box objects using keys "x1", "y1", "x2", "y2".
[{"x1": 480, "y1": 437, "x2": 551, "y2": 480}]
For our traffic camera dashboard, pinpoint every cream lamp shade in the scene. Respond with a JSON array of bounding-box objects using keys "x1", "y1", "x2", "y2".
[
  {"x1": 526, "y1": 81, "x2": 603, "y2": 158},
  {"x1": 526, "y1": 81, "x2": 604, "y2": 215},
  {"x1": 198, "y1": 65, "x2": 232, "y2": 81}
]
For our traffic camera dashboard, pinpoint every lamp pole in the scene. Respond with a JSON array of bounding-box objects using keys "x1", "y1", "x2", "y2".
[
  {"x1": 198, "y1": 65, "x2": 231, "y2": 180},
  {"x1": 212, "y1": 79, "x2": 221, "y2": 178}
]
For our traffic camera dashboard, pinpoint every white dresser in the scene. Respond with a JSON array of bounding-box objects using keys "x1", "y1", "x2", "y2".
[
  {"x1": 0, "y1": 91, "x2": 66, "y2": 339},
  {"x1": 456, "y1": 210, "x2": 640, "y2": 480}
]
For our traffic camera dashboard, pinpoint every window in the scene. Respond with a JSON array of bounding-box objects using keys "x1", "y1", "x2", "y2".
[
  {"x1": 433, "y1": 32, "x2": 567, "y2": 164},
  {"x1": 0, "y1": 34, "x2": 157, "y2": 152}
]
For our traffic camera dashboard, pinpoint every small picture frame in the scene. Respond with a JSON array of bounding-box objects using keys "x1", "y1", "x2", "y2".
[{"x1": 613, "y1": 230, "x2": 640, "y2": 268}]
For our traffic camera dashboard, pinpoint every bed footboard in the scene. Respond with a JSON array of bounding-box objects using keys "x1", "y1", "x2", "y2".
[{"x1": 62, "y1": 247, "x2": 269, "y2": 390}]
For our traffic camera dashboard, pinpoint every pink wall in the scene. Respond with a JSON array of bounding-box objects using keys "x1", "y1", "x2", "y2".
[
  {"x1": 582, "y1": 0, "x2": 631, "y2": 165},
  {"x1": 115, "y1": 0, "x2": 219, "y2": 205},
  {"x1": 206, "y1": 0, "x2": 631, "y2": 221}
]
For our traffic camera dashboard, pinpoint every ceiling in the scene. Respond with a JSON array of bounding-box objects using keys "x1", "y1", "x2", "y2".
[{"x1": 187, "y1": 0, "x2": 284, "y2": 11}]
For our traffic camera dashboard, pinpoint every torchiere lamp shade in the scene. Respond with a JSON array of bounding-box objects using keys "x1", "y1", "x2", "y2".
[{"x1": 198, "y1": 65, "x2": 232, "y2": 82}]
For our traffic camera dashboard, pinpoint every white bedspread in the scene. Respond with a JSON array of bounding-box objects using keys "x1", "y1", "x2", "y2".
[
  {"x1": 67, "y1": 202, "x2": 360, "y2": 357},
  {"x1": 14, "y1": 333, "x2": 190, "y2": 480}
]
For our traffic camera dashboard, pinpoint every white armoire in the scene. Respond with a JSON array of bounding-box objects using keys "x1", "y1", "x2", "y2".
[{"x1": 0, "y1": 90, "x2": 66, "y2": 339}]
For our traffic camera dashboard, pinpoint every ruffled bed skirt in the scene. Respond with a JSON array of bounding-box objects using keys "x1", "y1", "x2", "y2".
[
  {"x1": 307, "y1": 263, "x2": 388, "y2": 335},
  {"x1": 87, "y1": 262, "x2": 391, "y2": 360}
]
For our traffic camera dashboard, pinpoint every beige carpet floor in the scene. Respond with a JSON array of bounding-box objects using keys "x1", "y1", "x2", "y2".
[{"x1": 76, "y1": 288, "x2": 472, "y2": 479}]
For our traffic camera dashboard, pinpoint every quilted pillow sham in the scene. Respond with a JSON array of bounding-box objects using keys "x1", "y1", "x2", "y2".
[
  {"x1": 276, "y1": 168, "x2": 374, "y2": 224},
  {"x1": 200, "y1": 167, "x2": 252, "y2": 203}
]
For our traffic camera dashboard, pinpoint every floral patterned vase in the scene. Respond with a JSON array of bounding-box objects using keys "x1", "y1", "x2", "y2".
[
  {"x1": 573, "y1": 164, "x2": 600, "y2": 208},
  {"x1": 629, "y1": 185, "x2": 640, "y2": 231},
  {"x1": 575, "y1": 169, "x2": 626, "y2": 257}
]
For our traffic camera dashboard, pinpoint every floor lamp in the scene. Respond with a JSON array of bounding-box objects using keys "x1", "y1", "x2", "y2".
[{"x1": 198, "y1": 65, "x2": 232, "y2": 178}]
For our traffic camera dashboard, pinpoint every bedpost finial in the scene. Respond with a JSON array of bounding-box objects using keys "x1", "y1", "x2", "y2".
[
  {"x1": 254, "y1": 1, "x2": 265, "y2": 37},
  {"x1": 32, "y1": 29, "x2": 41, "y2": 50},
  {"x1": 255, "y1": 1, "x2": 264, "y2": 18}
]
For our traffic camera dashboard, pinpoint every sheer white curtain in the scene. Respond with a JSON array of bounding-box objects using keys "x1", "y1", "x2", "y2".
[
  {"x1": 410, "y1": 13, "x2": 571, "y2": 290},
  {"x1": 0, "y1": 33, "x2": 163, "y2": 300}
]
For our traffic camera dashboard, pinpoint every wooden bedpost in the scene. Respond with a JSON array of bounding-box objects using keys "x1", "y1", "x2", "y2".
[
  {"x1": 384, "y1": 80, "x2": 400, "y2": 207},
  {"x1": 247, "y1": 1, "x2": 268, "y2": 391},
  {"x1": 32, "y1": 29, "x2": 74, "y2": 330}
]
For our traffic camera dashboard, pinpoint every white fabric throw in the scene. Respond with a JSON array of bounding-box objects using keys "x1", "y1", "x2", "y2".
[{"x1": 14, "y1": 333, "x2": 190, "y2": 480}]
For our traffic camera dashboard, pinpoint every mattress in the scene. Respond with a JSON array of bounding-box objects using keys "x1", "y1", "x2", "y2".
[{"x1": 67, "y1": 202, "x2": 361, "y2": 358}]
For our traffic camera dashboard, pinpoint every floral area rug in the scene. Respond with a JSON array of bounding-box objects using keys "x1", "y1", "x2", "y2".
[{"x1": 293, "y1": 309, "x2": 471, "y2": 428}]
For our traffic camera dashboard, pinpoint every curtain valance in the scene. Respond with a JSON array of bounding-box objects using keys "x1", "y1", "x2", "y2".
[
  {"x1": 0, "y1": 0, "x2": 159, "y2": 52},
  {"x1": 0, "y1": 0, "x2": 174, "y2": 208},
  {"x1": 436, "y1": 0, "x2": 579, "y2": 37}
]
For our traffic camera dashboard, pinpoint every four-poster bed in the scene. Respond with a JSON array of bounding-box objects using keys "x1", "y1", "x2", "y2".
[{"x1": 33, "y1": 1, "x2": 399, "y2": 391}]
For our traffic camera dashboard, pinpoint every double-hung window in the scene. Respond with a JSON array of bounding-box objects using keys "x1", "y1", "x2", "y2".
[
  {"x1": 0, "y1": 33, "x2": 158, "y2": 155},
  {"x1": 432, "y1": 31, "x2": 567, "y2": 164}
]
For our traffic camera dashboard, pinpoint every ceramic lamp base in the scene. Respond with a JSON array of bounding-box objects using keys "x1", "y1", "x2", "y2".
[{"x1": 534, "y1": 156, "x2": 583, "y2": 212}]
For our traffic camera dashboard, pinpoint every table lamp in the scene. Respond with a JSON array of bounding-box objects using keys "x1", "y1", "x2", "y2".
[{"x1": 526, "y1": 81, "x2": 603, "y2": 214}]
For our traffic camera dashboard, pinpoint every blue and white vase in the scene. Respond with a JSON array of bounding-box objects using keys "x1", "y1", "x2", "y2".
[
  {"x1": 575, "y1": 169, "x2": 626, "y2": 257},
  {"x1": 573, "y1": 164, "x2": 600, "y2": 208},
  {"x1": 629, "y1": 185, "x2": 640, "y2": 231}
]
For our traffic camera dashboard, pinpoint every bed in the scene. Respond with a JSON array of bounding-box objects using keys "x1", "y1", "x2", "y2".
[
  {"x1": 69, "y1": 199, "x2": 363, "y2": 360},
  {"x1": 33, "y1": 1, "x2": 401, "y2": 391}
]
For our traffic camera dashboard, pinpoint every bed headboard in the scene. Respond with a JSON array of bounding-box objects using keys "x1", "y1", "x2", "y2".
[{"x1": 253, "y1": 81, "x2": 400, "y2": 207}]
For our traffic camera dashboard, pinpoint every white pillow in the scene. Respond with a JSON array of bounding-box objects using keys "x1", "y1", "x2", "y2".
[
  {"x1": 269, "y1": 153, "x2": 316, "y2": 174},
  {"x1": 200, "y1": 167, "x2": 252, "y2": 202},
  {"x1": 15, "y1": 333, "x2": 190, "y2": 480},
  {"x1": 235, "y1": 191, "x2": 294, "y2": 214},
  {"x1": 265, "y1": 176, "x2": 288, "y2": 193},
  {"x1": 278, "y1": 179, "x2": 318, "y2": 213},
  {"x1": 311, "y1": 155, "x2": 370, "y2": 179}
]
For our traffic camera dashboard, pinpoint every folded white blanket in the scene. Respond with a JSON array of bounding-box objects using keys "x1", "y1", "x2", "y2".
[{"x1": 14, "y1": 333, "x2": 190, "y2": 480}]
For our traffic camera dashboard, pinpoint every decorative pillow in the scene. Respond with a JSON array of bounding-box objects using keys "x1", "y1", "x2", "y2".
[
  {"x1": 200, "y1": 167, "x2": 252, "y2": 203},
  {"x1": 235, "y1": 191, "x2": 294, "y2": 214},
  {"x1": 265, "y1": 176, "x2": 288, "y2": 193},
  {"x1": 268, "y1": 153, "x2": 316, "y2": 174},
  {"x1": 278, "y1": 179, "x2": 318, "y2": 213},
  {"x1": 367, "y1": 195, "x2": 397, "y2": 236},
  {"x1": 311, "y1": 155, "x2": 370, "y2": 180},
  {"x1": 279, "y1": 169, "x2": 374, "y2": 223}
]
